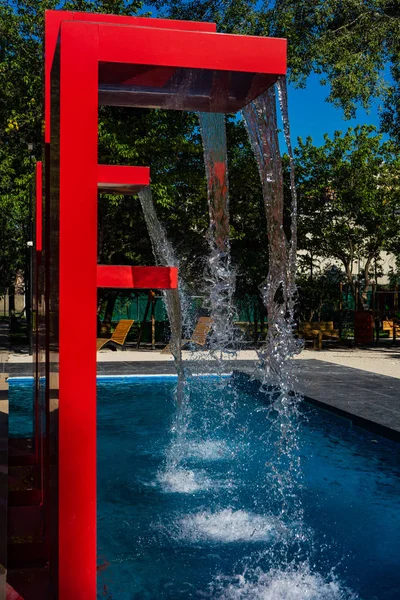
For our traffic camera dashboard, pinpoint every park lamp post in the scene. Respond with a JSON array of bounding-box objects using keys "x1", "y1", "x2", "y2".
[{"x1": 27, "y1": 142, "x2": 34, "y2": 355}]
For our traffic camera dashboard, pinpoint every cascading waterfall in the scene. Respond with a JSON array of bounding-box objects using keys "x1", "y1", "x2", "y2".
[
  {"x1": 138, "y1": 188, "x2": 186, "y2": 410},
  {"x1": 129, "y1": 82, "x2": 356, "y2": 600},
  {"x1": 277, "y1": 75, "x2": 299, "y2": 322},
  {"x1": 241, "y1": 80, "x2": 309, "y2": 574},
  {"x1": 198, "y1": 112, "x2": 236, "y2": 358},
  {"x1": 242, "y1": 85, "x2": 298, "y2": 387}
]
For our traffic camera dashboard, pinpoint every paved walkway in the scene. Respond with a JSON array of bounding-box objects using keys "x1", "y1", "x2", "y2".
[
  {"x1": 293, "y1": 359, "x2": 400, "y2": 441},
  {"x1": 6, "y1": 345, "x2": 400, "y2": 441},
  {"x1": 8, "y1": 345, "x2": 400, "y2": 378},
  {"x1": 296, "y1": 346, "x2": 400, "y2": 379}
]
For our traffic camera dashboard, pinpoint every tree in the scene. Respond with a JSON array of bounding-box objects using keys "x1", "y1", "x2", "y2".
[
  {"x1": 0, "y1": 1, "x2": 211, "y2": 314},
  {"x1": 0, "y1": 0, "x2": 274, "y2": 323},
  {"x1": 295, "y1": 125, "x2": 400, "y2": 303},
  {"x1": 149, "y1": 0, "x2": 400, "y2": 141},
  {"x1": 297, "y1": 266, "x2": 344, "y2": 322}
]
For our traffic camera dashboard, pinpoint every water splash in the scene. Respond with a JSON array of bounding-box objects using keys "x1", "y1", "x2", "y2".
[
  {"x1": 157, "y1": 467, "x2": 213, "y2": 494},
  {"x1": 213, "y1": 565, "x2": 358, "y2": 600},
  {"x1": 198, "y1": 112, "x2": 237, "y2": 357},
  {"x1": 276, "y1": 75, "x2": 298, "y2": 322},
  {"x1": 177, "y1": 509, "x2": 281, "y2": 543},
  {"x1": 145, "y1": 84, "x2": 330, "y2": 598},
  {"x1": 138, "y1": 187, "x2": 186, "y2": 407},
  {"x1": 242, "y1": 84, "x2": 305, "y2": 565}
]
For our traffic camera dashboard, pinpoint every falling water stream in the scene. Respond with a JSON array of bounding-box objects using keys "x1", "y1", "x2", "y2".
[
  {"x1": 138, "y1": 188, "x2": 186, "y2": 410},
  {"x1": 277, "y1": 75, "x2": 299, "y2": 323},
  {"x1": 134, "y1": 79, "x2": 349, "y2": 598},
  {"x1": 242, "y1": 84, "x2": 296, "y2": 386},
  {"x1": 198, "y1": 112, "x2": 236, "y2": 358},
  {"x1": 240, "y1": 78, "x2": 312, "y2": 587}
]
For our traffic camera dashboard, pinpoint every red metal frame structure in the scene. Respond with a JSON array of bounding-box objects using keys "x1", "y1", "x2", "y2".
[
  {"x1": 34, "y1": 162, "x2": 42, "y2": 464},
  {"x1": 34, "y1": 9, "x2": 287, "y2": 598}
]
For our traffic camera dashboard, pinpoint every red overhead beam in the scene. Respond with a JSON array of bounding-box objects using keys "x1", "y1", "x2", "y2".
[
  {"x1": 97, "y1": 265, "x2": 178, "y2": 289},
  {"x1": 45, "y1": 10, "x2": 216, "y2": 142},
  {"x1": 97, "y1": 25, "x2": 286, "y2": 74},
  {"x1": 98, "y1": 165, "x2": 150, "y2": 194}
]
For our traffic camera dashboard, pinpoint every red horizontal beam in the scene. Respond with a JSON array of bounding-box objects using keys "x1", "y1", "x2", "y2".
[
  {"x1": 97, "y1": 165, "x2": 150, "y2": 194},
  {"x1": 97, "y1": 265, "x2": 178, "y2": 289},
  {"x1": 70, "y1": 11, "x2": 216, "y2": 32},
  {"x1": 97, "y1": 25, "x2": 287, "y2": 75},
  {"x1": 45, "y1": 10, "x2": 216, "y2": 142}
]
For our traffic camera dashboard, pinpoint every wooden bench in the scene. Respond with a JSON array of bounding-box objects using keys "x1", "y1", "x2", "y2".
[
  {"x1": 299, "y1": 321, "x2": 339, "y2": 350},
  {"x1": 382, "y1": 320, "x2": 400, "y2": 338}
]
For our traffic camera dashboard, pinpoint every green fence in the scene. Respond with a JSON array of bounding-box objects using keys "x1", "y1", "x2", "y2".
[{"x1": 103, "y1": 293, "x2": 263, "y2": 324}]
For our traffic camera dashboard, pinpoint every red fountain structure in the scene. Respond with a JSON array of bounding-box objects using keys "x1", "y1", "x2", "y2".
[{"x1": 7, "y1": 10, "x2": 286, "y2": 599}]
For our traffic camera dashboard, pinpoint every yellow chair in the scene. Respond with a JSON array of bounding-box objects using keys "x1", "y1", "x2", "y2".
[
  {"x1": 162, "y1": 316, "x2": 213, "y2": 353},
  {"x1": 96, "y1": 319, "x2": 135, "y2": 351}
]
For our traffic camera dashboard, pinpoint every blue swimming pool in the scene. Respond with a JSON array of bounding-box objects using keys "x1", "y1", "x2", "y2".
[
  {"x1": 8, "y1": 375, "x2": 400, "y2": 599},
  {"x1": 8, "y1": 377, "x2": 33, "y2": 438}
]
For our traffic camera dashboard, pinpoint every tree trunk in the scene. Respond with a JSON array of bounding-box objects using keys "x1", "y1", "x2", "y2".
[
  {"x1": 253, "y1": 301, "x2": 258, "y2": 346},
  {"x1": 342, "y1": 258, "x2": 356, "y2": 302},
  {"x1": 102, "y1": 294, "x2": 117, "y2": 332},
  {"x1": 308, "y1": 309, "x2": 316, "y2": 322},
  {"x1": 98, "y1": 193, "x2": 105, "y2": 262},
  {"x1": 361, "y1": 256, "x2": 373, "y2": 307},
  {"x1": 317, "y1": 300, "x2": 323, "y2": 322},
  {"x1": 260, "y1": 305, "x2": 265, "y2": 338}
]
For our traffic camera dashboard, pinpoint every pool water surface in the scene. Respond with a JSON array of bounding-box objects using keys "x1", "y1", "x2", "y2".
[{"x1": 8, "y1": 376, "x2": 400, "y2": 599}]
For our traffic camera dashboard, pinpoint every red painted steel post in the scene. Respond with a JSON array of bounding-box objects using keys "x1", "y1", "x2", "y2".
[
  {"x1": 34, "y1": 161, "x2": 42, "y2": 463},
  {"x1": 35, "y1": 161, "x2": 43, "y2": 253},
  {"x1": 57, "y1": 22, "x2": 99, "y2": 598}
]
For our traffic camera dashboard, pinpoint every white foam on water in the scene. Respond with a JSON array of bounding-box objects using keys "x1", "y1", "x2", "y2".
[
  {"x1": 215, "y1": 567, "x2": 358, "y2": 600},
  {"x1": 178, "y1": 509, "x2": 279, "y2": 543},
  {"x1": 185, "y1": 439, "x2": 232, "y2": 461},
  {"x1": 157, "y1": 468, "x2": 214, "y2": 493}
]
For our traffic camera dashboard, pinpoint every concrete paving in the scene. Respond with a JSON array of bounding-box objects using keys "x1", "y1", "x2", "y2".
[
  {"x1": 8, "y1": 346, "x2": 400, "y2": 378},
  {"x1": 5, "y1": 348, "x2": 400, "y2": 442},
  {"x1": 293, "y1": 360, "x2": 400, "y2": 441}
]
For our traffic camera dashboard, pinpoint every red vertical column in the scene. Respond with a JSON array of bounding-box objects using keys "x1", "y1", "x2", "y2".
[
  {"x1": 35, "y1": 161, "x2": 43, "y2": 253},
  {"x1": 58, "y1": 22, "x2": 99, "y2": 599},
  {"x1": 34, "y1": 161, "x2": 42, "y2": 464}
]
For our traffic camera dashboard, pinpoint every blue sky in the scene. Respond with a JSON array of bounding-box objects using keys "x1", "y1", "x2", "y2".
[
  {"x1": 281, "y1": 73, "x2": 384, "y2": 149},
  {"x1": 50, "y1": 2, "x2": 386, "y2": 151},
  {"x1": 138, "y1": 5, "x2": 386, "y2": 150}
]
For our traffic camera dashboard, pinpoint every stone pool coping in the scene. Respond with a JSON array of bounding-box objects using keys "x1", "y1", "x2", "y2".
[
  {"x1": 237, "y1": 361, "x2": 400, "y2": 443},
  {"x1": 5, "y1": 358, "x2": 400, "y2": 443},
  {"x1": 295, "y1": 360, "x2": 400, "y2": 443}
]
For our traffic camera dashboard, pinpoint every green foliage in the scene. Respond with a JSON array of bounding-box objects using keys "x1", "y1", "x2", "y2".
[
  {"x1": 0, "y1": 0, "x2": 50, "y2": 286},
  {"x1": 295, "y1": 125, "x2": 400, "y2": 293},
  {"x1": 0, "y1": 0, "x2": 267, "y2": 299},
  {"x1": 0, "y1": 0, "x2": 210, "y2": 292},
  {"x1": 227, "y1": 118, "x2": 267, "y2": 299},
  {"x1": 297, "y1": 266, "x2": 344, "y2": 322},
  {"x1": 150, "y1": 0, "x2": 400, "y2": 140},
  {"x1": 1, "y1": 0, "x2": 400, "y2": 320}
]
